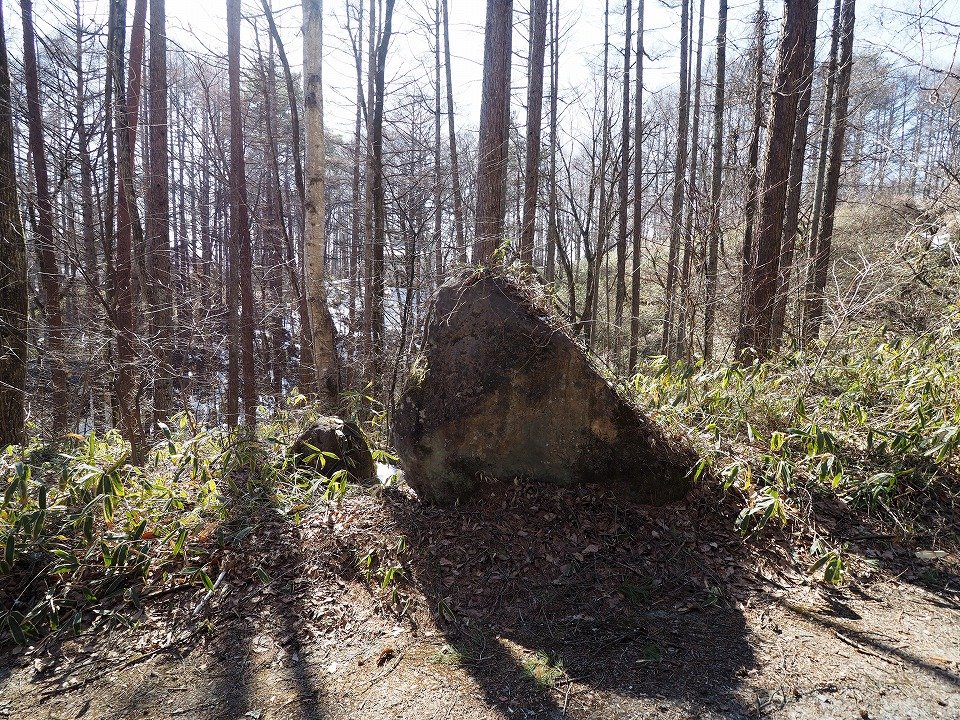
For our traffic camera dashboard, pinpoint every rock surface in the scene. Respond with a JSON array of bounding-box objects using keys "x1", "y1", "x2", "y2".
[
  {"x1": 392, "y1": 272, "x2": 695, "y2": 503},
  {"x1": 290, "y1": 416, "x2": 376, "y2": 482}
]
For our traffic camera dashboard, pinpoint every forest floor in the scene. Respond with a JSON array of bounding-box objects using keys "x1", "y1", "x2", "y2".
[{"x1": 1, "y1": 476, "x2": 958, "y2": 720}]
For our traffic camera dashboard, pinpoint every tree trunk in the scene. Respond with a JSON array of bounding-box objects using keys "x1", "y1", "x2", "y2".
[
  {"x1": 433, "y1": 0, "x2": 445, "y2": 280},
  {"x1": 628, "y1": 0, "x2": 644, "y2": 372},
  {"x1": 804, "y1": 0, "x2": 855, "y2": 341},
  {"x1": 675, "y1": 0, "x2": 705, "y2": 359},
  {"x1": 803, "y1": 0, "x2": 842, "y2": 339},
  {"x1": 520, "y1": 0, "x2": 548, "y2": 267},
  {"x1": 735, "y1": 1, "x2": 766, "y2": 355},
  {"x1": 475, "y1": 0, "x2": 514, "y2": 260},
  {"x1": 370, "y1": 0, "x2": 397, "y2": 375},
  {"x1": 738, "y1": 0, "x2": 817, "y2": 358},
  {"x1": 660, "y1": 0, "x2": 690, "y2": 358},
  {"x1": 261, "y1": 0, "x2": 315, "y2": 391},
  {"x1": 148, "y1": 0, "x2": 173, "y2": 423},
  {"x1": 544, "y1": 0, "x2": 560, "y2": 283},
  {"x1": 770, "y1": 7, "x2": 818, "y2": 348},
  {"x1": 442, "y1": 0, "x2": 467, "y2": 264},
  {"x1": 21, "y1": 0, "x2": 68, "y2": 428},
  {"x1": 302, "y1": 0, "x2": 341, "y2": 406},
  {"x1": 227, "y1": 0, "x2": 256, "y2": 427},
  {"x1": 0, "y1": 1, "x2": 27, "y2": 446},
  {"x1": 703, "y1": 0, "x2": 727, "y2": 360},
  {"x1": 614, "y1": 0, "x2": 633, "y2": 332},
  {"x1": 107, "y1": 0, "x2": 146, "y2": 459}
]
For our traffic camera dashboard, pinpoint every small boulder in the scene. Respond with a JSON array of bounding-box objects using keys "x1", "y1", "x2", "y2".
[
  {"x1": 392, "y1": 272, "x2": 695, "y2": 504},
  {"x1": 290, "y1": 416, "x2": 376, "y2": 482}
]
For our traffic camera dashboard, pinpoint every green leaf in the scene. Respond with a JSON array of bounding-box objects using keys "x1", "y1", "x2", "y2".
[
  {"x1": 171, "y1": 528, "x2": 188, "y2": 558},
  {"x1": 6, "y1": 614, "x2": 26, "y2": 646},
  {"x1": 199, "y1": 570, "x2": 214, "y2": 592}
]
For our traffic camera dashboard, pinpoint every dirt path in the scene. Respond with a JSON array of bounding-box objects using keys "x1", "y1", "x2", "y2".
[{"x1": 2, "y1": 483, "x2": 958, "y2": 719}]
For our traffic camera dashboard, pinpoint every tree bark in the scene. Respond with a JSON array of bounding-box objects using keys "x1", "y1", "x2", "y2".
[
  {"x1": 703, "y1": 0, "x2": 727, "y2": 360},
  {"x1": 544, "y1": 0, "x2": 560, "y2": 283},
  {"x1": 770, "y1": 7, "x2": 818, "y2": 348},
  {"x1": 803, "y1": 0, "x2": 841, "y2": 339},
  {"x1": 804, "y1": 0, "x2": 855, "y2": 341},
  {"x1": 0, "y1": 1, "x2": 27, "y2": 446},
  {"x1": 302, "y1": 0, "x2": 341, "y2": 406},
  {"x1": 21, "y1": 0, "x2": 68, "y2": 428},
  {"x1": 738, "y1": 0, "x2": 817, "y2": 358},
  {"x1": 614, "y1": 0, "x2": 633, "y2": 331},
  {"x1": 433, "y1": 0, "x2": 445, "y2": 280},
  {"x1": 148, "y1": 0, "x2": 173, "y2": 423},
  {"x1": 628, "y1": 0, "x2": 644, "y2": 372},
  {"x1": 227, "y1": 0, "x2": 256, "y2": 427},
  {"x1": 261, "y1": 0, "x2": 315, "y2": 392},
  {"x1": 735, "y1": 0, "x2": 766, "y2": 355},
  {"x1": 520, "y1": 0, "x2": 548, "y2": 267},
  {"x1": 370, "y1": 0, "x2": 397, "y2": 375},
  {"x1": 675, "y1": 0, "x2": 705, "y2": 359},
  {"x1": 475, "y1": 0, "x2": 514, "y2": 260},
  {"x1": 441, "y1": 0, "x2": 467, "y2": 264},
  {"x1": 660, "y1": 0, "x2": 690, "y2": 358}
]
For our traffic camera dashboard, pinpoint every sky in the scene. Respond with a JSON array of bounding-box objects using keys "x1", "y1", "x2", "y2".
[{"x1": 5, "y1": 0, "x2": 959, "y2": 138}]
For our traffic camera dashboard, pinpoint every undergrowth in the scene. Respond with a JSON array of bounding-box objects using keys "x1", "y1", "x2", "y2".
[
  {"x1": 4, "y1": 319, "x2": 960, "y2": 644},
  {"x1": 633, "y1": 317, "x2": 960, "y2": 580},
  {"x1": 0, "y1": 390, "x2": 388, "y2": 647}
]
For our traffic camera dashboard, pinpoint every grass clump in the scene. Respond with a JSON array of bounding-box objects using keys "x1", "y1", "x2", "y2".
[
  {"x1": 633, "y1": 316, "x2": 960, "y2": 556},
  {"x1": 0, "y1": 391, "x2": 379, "y2": 647}
]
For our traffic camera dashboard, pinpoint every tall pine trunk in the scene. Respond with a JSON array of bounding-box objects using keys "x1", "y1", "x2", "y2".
[
  {"x1": 21, "y1": 0, "x2": 68, "y2": 428},
  {"x1": 628, "y1": 0, "x2": 645, "y2": 372},
  {"x1": 475, "y1": 0, "x2": 514, "y2": 260},
  {"x1": 520, "y1": 0, "x2": 549, "y2": 266},
  {"x1": 0, "y1": 1, "x2": 27, "y2": 446},
  {"x1": 148, "y1": 0, "x2": 173, "y2": 423},
  {"x1": 770, "y1": 8, "x2": 818, "y2": 348},
  {"x1": 615, "y1": 0, "x2": 633, "y2": 332},
  {"x1": 738, "y1": 0, "x2": 817, "y2": 358},
  {"x1": 227, "y1": 0, "x2": 256, "y2": 427},
  {"x1": 442, "y1": 0, "x2": 467, "y2": 264},
  {"x1": 804, "y1": 0, "x2": 856, "y2": 341},
  {"x1": 703, "y1": 0, "x2": 727, "y2": 359},
  {"x1": 661, "y1": 0, "x2": 690, "y2": 358},
  {"x1": 302, "y1": 0, "x2": 341, "y2": 405}
]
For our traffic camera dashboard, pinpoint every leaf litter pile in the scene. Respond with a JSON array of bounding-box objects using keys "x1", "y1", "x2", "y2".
[{"x1": 2, "y1": 474, "x2": 959, "y2": 719}]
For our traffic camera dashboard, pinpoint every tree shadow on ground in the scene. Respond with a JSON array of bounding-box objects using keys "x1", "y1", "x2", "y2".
[
  {"x1": 378, "y1": 480, "x2": 758, "y2": 718},
  {"x1": 769, "y1": 591, "x2": 960, "y2": 690},
  {"x1": 806, "y1": 488, "x2": 960, "y2": 610},
  {"x1": 195, "y1": 466, "x2": 329, "y2": 720}
]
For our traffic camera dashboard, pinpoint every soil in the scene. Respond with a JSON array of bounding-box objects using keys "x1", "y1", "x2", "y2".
[{"x1": 1, "y1": 479, "x2": 958, "y2": 719}]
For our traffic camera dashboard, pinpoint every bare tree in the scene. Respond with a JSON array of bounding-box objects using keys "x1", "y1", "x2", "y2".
[
  {"x1": 771, "y1": 7, "x2": 819, "y2": 347},
  {"x1": 661, "y1": 0, "x2": 690, "y2": 358},
  {"x1": 520, "y1": 0, "x2": 549, "y2": 266},
  {"x1": 615, "y1": 0, "x2": 633, "y2": 331},
  {"x1": 302, "y1": 0, "x2": 341, "y2": 405},
  {"x1": 20, "y1": 0, "x2": 68, "y2": 427},
  {"x1": 738, "y1": 0, "x2": 817, "y2": 359},
  {"x1": 148, "y1": 0, "x2": 173, "y2": 423},
  {"x1": 628, "y1": 0, "x2": 645, "y2": 372},
  {"x1": 0, "y1": 1, "x2": 26, "y2": 445},
  {"x1": 442, "y1": 0, "x2": 467, "y2": 263},
  {"x1": 475, "y1": 0, "x2": 514, "y2": 260},
  {"x1": 227, "y1": 0, "x2": 256, "y2": 426},
  {"x1": 804, "y1": 0, "x2": 856, "y2": 341},
  {"x1": 703, "y1": 0, "x2": 727, "y2": 359},
  {"x1": 370, "y1": 0, "x2": 398, "y2": 372}
]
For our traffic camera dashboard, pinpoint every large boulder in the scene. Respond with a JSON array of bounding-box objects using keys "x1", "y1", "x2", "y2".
[
  {"x1": 392, "y1": 272, "x2": 695, "y2": 504},
  {"x1": 290, "y1": 416, "x2": 377, "y2": 482}
]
